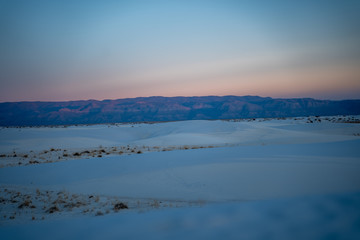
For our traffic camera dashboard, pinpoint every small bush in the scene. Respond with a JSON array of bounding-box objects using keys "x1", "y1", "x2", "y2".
[
  {"x1": 18, "y1": 200, "x2": 32, "y2": 209},
  {"x1": 46, "y1": 205, "x2": 60, "y2": 213},
  {"x1": 95, "y1": 211, "x2": 103, "y2": 216},
  {"x1": 114, "y1": 202, "x2": 128, "y2": 211}
]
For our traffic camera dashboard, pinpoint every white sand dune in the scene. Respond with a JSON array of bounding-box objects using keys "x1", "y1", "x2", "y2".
[
  {"x1": 1, "y1": 116, "x2": 360, "y2": 201},
  {"x1": 1, "y1": 116, "x2": 360, "y2": 239},
  {"x1": 0, "y1": 117, "x2": 358, "y2": 153}
]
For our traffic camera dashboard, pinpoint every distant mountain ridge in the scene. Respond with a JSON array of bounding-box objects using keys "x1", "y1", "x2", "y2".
[{"x1": 1, "y1": 96, "x2": 360, "y2": 126}]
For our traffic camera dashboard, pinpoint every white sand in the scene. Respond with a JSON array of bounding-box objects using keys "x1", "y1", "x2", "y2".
[{"x1": 1, "y1": 116, "x2": 360, "y2": 239}]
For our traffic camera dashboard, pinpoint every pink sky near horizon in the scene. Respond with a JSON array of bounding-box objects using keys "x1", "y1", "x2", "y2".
[
  {"x1": 1, "y1": 1, "x2": 360, "y2": 102},
  {"x1": 2, "y1": 50, "x2": 359, "y2": 102},
  {"x1": 1, "y1": 67, "x2": 359, "y2": 102}
]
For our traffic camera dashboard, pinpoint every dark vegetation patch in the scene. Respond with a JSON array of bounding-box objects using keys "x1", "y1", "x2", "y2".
[
  {"x1": 114, "y1": 202, "x2": 128, "y2": 211},
  {"x1": 0, "y1": 187, "x2": 203, "y2": 223},
  {"x1": 1, "y1": 144, "x2": 219, "y2": 168}
]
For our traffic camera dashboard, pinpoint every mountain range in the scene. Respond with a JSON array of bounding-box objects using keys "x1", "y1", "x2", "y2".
[{"x1": 1, "y1": 96, "x2": 360, "y2": 126}]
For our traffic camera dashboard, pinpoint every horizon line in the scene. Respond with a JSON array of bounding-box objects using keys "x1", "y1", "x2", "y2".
[{"x1": 1, "y1": 94, "x2": 360, "y2": 104}]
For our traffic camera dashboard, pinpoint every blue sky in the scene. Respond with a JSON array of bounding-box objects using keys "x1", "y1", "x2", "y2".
[{"x1": 1, "y1": 0, "x2": 360, "y2": 101}]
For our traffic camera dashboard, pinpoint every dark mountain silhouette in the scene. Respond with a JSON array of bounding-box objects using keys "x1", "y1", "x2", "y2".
[{"x1": 1, "y1": 96, "x2": 360, "y2": 126}]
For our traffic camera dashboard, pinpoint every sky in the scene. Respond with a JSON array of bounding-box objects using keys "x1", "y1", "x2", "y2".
[{"x1": 0, "y1": 0, "x2": 360, "y2": 102}]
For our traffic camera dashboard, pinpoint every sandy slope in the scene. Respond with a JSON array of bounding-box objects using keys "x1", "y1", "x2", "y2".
[
  {"x1": 1, "y1": 116, "x2": 360, "y2": 239},
  {"x1": 0, "y1": 116, "x2": 358, "y2": 167},
  {"x1": 2, "y1": 192, "x2": 360, "y2": 240},
  {"x1": 1, "y1": 141, "x2": 360, "y2": 202}
]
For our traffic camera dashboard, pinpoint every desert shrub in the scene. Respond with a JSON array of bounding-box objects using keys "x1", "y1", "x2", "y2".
[
  {"x1": 114, "y1": 202, "x2": 128, "y2": 211},
  {"x1": 95, "y1": 211, "x2": 103, "y2": 216},
  {"x1": 46, "y1": 205, "x2": 60, "y2": 213},
  {"x1": 18, "y1": 200, "x2": 32, "y2": 209}
]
